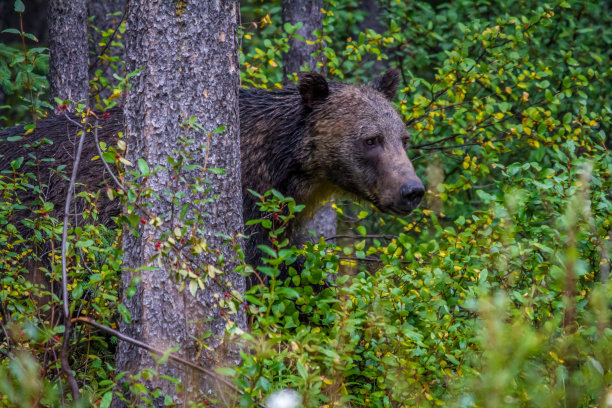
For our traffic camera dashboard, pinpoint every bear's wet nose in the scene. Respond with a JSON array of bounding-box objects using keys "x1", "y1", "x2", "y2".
[{"x1": 400, "y1": 181, "x2": 425, "y2": 207}]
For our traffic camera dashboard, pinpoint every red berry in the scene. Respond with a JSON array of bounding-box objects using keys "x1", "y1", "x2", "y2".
[
  {"x1": 54, "y1": 336, "x2": 60, "y2": 342},
  {"x1": 224, "y1": 293, "x2": 229, "y2": 298},
  {"x1": 273, "y1": 212, "x2": 279, "y2": 221},
  {"x1": 115, "y1": 154, "x2": 120, "y2": 159},
  {"x1": 140, "y1": 218, "x2": 147, "y2": 224},
  {"x1": 40, "y1": 369, "x2": 45, "y2": 376}
]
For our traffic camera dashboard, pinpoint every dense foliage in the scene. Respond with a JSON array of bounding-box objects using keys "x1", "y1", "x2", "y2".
[{"x1": 1, "y1": 0, "x2": 611, "y2": 407}]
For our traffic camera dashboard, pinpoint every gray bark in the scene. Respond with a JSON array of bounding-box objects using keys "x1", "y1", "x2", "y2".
[
  {"x1": 48, "y1": 0, "x2": 88, "y2": 104},
  {"x1": 281, "y1": 0, "x2": 324, "y2": 77},
  {"x1": 115, "y1": 1, "x2": 244, "y2": 406},
  {"x1": 281, "y1": 0, "x2": 336, "y2": 242}
]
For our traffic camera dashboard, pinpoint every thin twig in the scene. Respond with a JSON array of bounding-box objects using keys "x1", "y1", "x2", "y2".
[
  {"x1": 60, "y1": 116, "x2": 89, "y2": 400},
  {"x1": 92, "y1": 119, "x2": 127, "y2": 192}
]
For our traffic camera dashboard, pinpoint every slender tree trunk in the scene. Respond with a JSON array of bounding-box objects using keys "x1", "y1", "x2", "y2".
[
  {"x1": 282, "y1": 0, "x2": 324, "y2": 77},
  {"x1": 48, "y1": 0, "x2": 88, "y2": 105},
  {"x1": 87, "y1": 0, "x2": 126, "y2": 100},
  {"x1": 281, "y1": 0, "x2": 336, "y2": 242},
  {"x1": 115, "y1": 1, "x2": 244, "y2": 406},
  {"x1": 358, "y1": 0, "x2": 386, "y2": 73}
]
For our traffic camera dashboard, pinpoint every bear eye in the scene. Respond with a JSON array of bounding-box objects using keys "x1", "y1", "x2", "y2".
[{"x1": 364, "y1": 137, "x2": 378, "y2": 147}]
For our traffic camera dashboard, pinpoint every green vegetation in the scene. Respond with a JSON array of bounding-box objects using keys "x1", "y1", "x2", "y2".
[{"x1": 1, "y1": 0, "x2": 611, "y2": 406}]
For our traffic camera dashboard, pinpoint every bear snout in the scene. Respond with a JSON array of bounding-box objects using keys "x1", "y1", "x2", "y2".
[{"x1": 398, "y1": 180, "x2": 425, "y2": 212}]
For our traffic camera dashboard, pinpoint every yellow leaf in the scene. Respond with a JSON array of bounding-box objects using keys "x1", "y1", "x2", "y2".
[
  {"x1": 268, "y1": 59, "x2": 278, "y2": 67},
  {"x1": 549, "y1": 351, "x2": 564, "y2": 363}
]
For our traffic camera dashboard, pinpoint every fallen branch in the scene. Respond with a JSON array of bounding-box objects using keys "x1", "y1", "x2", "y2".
[{"x1": 72, "y1": 316, "x2": 265, "y2": 408}]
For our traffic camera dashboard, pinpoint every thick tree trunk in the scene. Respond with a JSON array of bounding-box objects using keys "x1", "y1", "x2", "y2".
[
  {"x1": 48, "y1": 0, "x2": 88, "y2": 104},
  {"x1": 115, "y1": 1, "x2": 244, "y2": 406},
  {"x1": 281, "y1": 0, "x2": 336, "y2": 242}
]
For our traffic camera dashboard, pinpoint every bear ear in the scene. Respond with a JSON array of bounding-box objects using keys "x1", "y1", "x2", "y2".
[
  {"x1": 371, "y1": 68, "x2": 400, "y2": 100},
  {"x1": 298, "y1": 72, "x2": 329, "y2": 109}
]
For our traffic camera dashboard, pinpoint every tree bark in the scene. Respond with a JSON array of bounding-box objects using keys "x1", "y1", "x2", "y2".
[
  {"x1": 281, "y1": 0, "x2": 336, "y2": 242},
  {"x1": 115, "y1": 1, "x2": 244, "y2": 406},
  {"x1": 48, "y1": 0, "x2": 89, "y2": 104}
]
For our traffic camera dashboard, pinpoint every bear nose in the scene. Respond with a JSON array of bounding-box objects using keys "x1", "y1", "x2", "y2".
[{"x1": 400, "y1": 181, "x2": 425, "y2": 207}]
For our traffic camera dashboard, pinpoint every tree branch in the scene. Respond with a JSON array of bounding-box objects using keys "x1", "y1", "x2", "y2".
[
  {"x1": 71, "y1": 316, "x2": 264, "y2": 407},
  {"x1": 60, "y1": 116, "x2": 89, "y2": 400}
]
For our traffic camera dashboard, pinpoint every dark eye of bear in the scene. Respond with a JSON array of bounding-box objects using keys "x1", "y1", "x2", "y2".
[{"x1": 364, "y1": 137, "x2": 378, "y2": 147}]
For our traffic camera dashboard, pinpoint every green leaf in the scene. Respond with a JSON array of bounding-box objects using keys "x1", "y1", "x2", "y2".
[
  {"x1": 189, "y1": 279, "x2": 197, "y2": 297},
  {"x1": 210, "y1": 125, "x2": 226, "y2": 134},
  {"x1": 152, "y1": 345, "x2": 179, "y2": 365},
  {"x1": 118, "y1": 304, "x2": 131, "y2": 323},
  {"x1": 138, "y1": 158, "x2": 150, "y2": 176},
  {"x1": 14, "y1": 0, "x2": 25, "y2": 12},
  {"x1": 10, "y1": 157, "x2": 23, "y2": 170},
  {"x1": 563, "y1": 112, "x2": 572, "y2": 125},
  {"x1": 297, "y1": 360, "x2": 308, "y2": 379},
  {"x1": 100, "y1": 392, "x2": 113, "y2": 408},
  {"x1": 102, "y1": 152, "x2": 116, "y2": 163},
  {"x1": 207, "y1": 168, "x2": 227, "y2": 175},
  {"x1": 215, "y1": 367, "x2": 236, "y2": 377},
  {"x1": 75, "y1": 239, "x2": 94, "y2": 248},
  {"x1": 23, "y1": 32, "x2": 38, "y2": 42}
]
